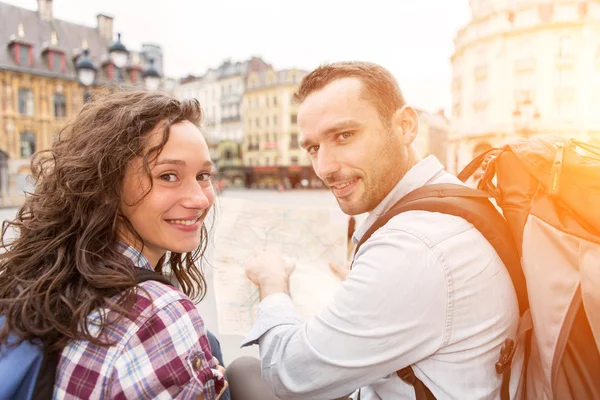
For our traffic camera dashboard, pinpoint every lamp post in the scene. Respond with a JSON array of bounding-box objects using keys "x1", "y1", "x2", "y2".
[
  {"x1": 142, "y1": 58, "x2": 161, "y2": 91},
  {"x1": 75, "y1": 47, "x2": 97, "y2": 103},
  {"x1": 513, "y1": 98, "x2": 541, "y2": 138},
  {"x1": 108, "y1": 33, "x2": 129, "y2": 69}
]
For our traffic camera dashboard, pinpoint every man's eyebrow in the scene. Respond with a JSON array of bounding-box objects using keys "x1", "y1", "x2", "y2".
[{"x1": 300, "y1": 120, "x2": 361, "y2": 149}]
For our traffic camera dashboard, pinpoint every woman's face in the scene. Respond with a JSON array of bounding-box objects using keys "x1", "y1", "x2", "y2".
[{"x1": 120, "y1": 120, "x2": 215, "y2": 267}]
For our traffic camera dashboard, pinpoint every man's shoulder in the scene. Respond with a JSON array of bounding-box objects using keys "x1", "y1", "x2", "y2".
[{"x1": 381, "y1": 209, "x2": 477, "y2": 249}]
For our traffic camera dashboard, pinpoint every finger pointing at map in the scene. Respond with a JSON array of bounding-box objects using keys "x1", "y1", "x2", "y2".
[{"x1": 245, "y1": 248, "x2": 296, "y2": 300}]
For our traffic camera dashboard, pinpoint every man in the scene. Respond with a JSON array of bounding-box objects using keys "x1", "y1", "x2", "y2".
[{"x1": 231, "y1": 62, "x2": 521, "y2": 399}]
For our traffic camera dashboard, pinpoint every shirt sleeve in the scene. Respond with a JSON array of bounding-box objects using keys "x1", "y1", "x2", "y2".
[
  {"x1": 111, "y1": 298, "x2": 225, "y2": 400},
  {"x1": 241, "y1": 224, "x2": 450, "y2": 400}
]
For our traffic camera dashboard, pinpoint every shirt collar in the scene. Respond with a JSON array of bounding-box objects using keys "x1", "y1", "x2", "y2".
[
  {"x1": 353, "y1": 155, "x2": 445, "y2": 244},
  {"x1": 117, "y1": 241, "x2": 153, "y2": 271}
]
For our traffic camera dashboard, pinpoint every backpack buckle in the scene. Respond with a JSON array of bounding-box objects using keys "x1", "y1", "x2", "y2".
[{"x1": 495, "y1": 338, "x2": 515, "y2": 374}]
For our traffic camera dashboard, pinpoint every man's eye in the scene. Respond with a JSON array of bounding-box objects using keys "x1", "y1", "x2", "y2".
[
  {"x1": 307, "y1": 145, "x2": 319, "y2": 154},
  {"x1": 159, "y1": 173, "x2": 177, "y2": 182},
  {"x1": 338, "y1": 132, "x2": 353, "y2": 140}
]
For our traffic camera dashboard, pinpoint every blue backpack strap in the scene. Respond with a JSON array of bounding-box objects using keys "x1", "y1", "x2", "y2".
[{"x1": 0, "y1": 316, "x2": 50, "y2": 400}]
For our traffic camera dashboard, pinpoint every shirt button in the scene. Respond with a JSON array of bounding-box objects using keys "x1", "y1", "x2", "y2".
[{"x1": 192, "y1": 356, "x2": 203, "y2": 371}]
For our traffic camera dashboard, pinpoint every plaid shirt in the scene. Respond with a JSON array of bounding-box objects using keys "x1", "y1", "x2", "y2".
[{"x1": 53, "y1": 243, "x2": 225, "y2": 399}]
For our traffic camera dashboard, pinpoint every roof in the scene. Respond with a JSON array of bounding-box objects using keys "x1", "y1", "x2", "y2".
[
  {"x1": 245, "y1": 68, "x2": 308, "y2": 91},
  {"x1": 0, "y1": 1, "x2": 144, "y2": 84}
]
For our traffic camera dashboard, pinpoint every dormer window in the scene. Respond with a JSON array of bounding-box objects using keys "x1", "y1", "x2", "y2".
[
  {"x1": 9, "y1": 24, "x2": 33, "y2": 68},
  {"x1": 130, "y1": 69, "x2": 141, "y2": 84},
  {"x1": 43, "y1": 32, "x2": 66, "y2": 73},
  {"x1": 127, "y1": 53, "x2": 144, "y2": 85},
  {"x1": 105, "y1": 62, "x2": 115, "y2": 80}
]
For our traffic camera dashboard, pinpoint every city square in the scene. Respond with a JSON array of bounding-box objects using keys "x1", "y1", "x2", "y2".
[{"x1": 0, "y1": 0, "x2": 599, "y2": 399}]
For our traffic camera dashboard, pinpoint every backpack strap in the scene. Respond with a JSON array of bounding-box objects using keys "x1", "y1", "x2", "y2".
[
  {"x1": 134, "y1": 267, "x2": 175, "y2": 287},
  {"x1": 31, "y1": 347, "x2": 58, "y2": 399},
  {"x1": 352, "y1": 183, "x2": 527, "y2": 400},
  {"x1": 354, "y1": 183, "x2": 528, "y2": 314}
]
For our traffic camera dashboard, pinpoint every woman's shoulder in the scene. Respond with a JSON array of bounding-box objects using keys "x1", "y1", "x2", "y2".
[{"x1": 55, "y1": 280, "x2": 219, "y2": 399}]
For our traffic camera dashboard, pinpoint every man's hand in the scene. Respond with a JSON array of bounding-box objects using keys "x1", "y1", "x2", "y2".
[{"x1": 245, "y1": 247, "x2": 295, "y2": 300}]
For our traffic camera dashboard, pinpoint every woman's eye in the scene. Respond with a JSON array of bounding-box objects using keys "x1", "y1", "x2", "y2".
[
  {"x1": 159, "y1": 173, "x2": 177, "y2": 182},
  {"x1": 198, "y1": 173, "x2": 213, "y2": 182}
]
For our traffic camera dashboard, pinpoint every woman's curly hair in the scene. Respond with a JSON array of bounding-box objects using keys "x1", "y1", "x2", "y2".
[{"x1": 0, "y1": 89, "x2": 210, "y2": 352}]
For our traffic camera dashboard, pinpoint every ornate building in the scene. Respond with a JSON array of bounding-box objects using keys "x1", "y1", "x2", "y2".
[
  {"x1": 449, "y1": 0, "x2": 600, "y2": 175},
  {"x1": 0, "y1": 0, "x2": 164, "y2": 205}
]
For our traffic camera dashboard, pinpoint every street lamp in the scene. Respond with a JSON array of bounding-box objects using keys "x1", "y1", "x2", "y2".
[
  {"x1": 75, "y1": 48, "x2": 97, "y2": 87},
  {"x1": 143, "y1": 58, "x2": 161, "y2": 91},
  {"x1": 513, "y1": 98, "x2": 540, "y2": 138},
  {"x1": 108, "y1": 33, "x2": 129, "y2": 69}
]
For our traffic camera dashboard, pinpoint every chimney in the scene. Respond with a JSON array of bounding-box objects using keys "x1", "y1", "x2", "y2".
[
  {"x1": 37, "y1": 0, "x2": 53, "y2": 21},
  {"x1": 97, "y1": 14, "x2": 114, "y2": 42}
]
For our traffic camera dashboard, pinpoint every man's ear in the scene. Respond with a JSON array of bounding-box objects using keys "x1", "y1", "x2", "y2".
[{"x1": 392, "y1": 105, "x2": 419, "y2": 146}]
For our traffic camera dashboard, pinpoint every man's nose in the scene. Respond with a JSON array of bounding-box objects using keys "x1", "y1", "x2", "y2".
[{"x1": 315, "y1": 147, "x2": 341, "y2": 179}]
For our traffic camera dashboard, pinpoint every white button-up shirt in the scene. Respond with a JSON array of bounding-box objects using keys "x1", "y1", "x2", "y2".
[{"x1": 242, "y1": 156, "x2": 521, "y2": 399}]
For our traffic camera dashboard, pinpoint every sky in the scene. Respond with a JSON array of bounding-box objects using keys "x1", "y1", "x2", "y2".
[{"x1": 3, "y1": 0, "x2": 472, "y2": 113}]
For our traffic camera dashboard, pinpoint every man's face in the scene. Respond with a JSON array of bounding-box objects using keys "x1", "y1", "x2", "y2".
[{"x1": 298, "y1": 78, "x2": 412, "y2": 215}]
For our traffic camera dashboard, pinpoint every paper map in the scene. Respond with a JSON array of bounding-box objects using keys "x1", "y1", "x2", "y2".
[{"x1": 211, "y1": 197, "x2": 348, "y2": 336}]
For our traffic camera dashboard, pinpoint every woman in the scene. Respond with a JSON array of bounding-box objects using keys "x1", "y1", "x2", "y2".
[{"x1": 0, "y1": 90, "x2": 227, "y2": 399}]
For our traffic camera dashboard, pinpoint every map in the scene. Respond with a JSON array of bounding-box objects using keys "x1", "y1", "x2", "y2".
[{"x1": 211, "y1": 197, "x2": 348, "y2": 336}]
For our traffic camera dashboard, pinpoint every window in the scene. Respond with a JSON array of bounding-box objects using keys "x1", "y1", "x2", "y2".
[
  {"x1": 273, "y1": 96, "x2": 278, "y2": 106},
  {"x1": 53, "y1": 93, "x2": 66, "y2": 118},
  {"x1": 20, "y1": 132, "x2": 36, "y2": 158},
  {"x1": 114, "y1": 68, "x2": 124, "y2": 82},
  {"x1": 18, "y1": 44, "x2": 31, "y2": 67},
  {"x1": 51, "y1": 52, "x2": 62, "y2": 73},
  {"x1": 291, "y1": 114, "x2": 298, "y2": 124},
  {"x1": 515, "y1": 38, "x2": 535, "y2": 72},
  {"x1": 558, "y1": 36, "x2": 573, "y2": 58},
  {"x1": 291, "y1": 156, "x2": 299, "y2": 165},
  {"x1": 18, "y1": 88, "x2": 34, "y2": 116},
  {"x1": 265, "y1": 157, "x2": 270, "y2": 166},
  {"x1": 514, "y1": 71, "x2": 535, "y2": 103},
  {"x1": 474, "y1": 80, "x2": 489, "y2": 106},
  {"x1": 290, "y1": 133, "x2": 299, "y2": 149},
  {"x1": 273, "y1": 115, "x2": 277, "y2": 125},
  {"x1": 255, "y1": 117, "x2": 260, "y2": 128}
]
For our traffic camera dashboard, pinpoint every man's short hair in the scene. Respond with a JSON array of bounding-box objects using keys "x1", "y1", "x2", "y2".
[{"x1": 293, "y1": 61, "x2": 406, "y2": 126}]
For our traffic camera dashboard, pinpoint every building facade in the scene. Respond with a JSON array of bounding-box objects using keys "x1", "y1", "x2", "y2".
[
  {"x1": 413, "y1": 108, "x2": 450, "y2": 166},
  {"x1": 449, "y1": 0, "x2": 600, "y2": 174},
  {"x1": 242, "y1": 68, "x2": 321, "y2": 188},
  {"x1": 0, "y1": 0, "x2": 164, "y2": 205},
  {"x1": 175, "y1": 57, "x2": 271, "y2": 184}
]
